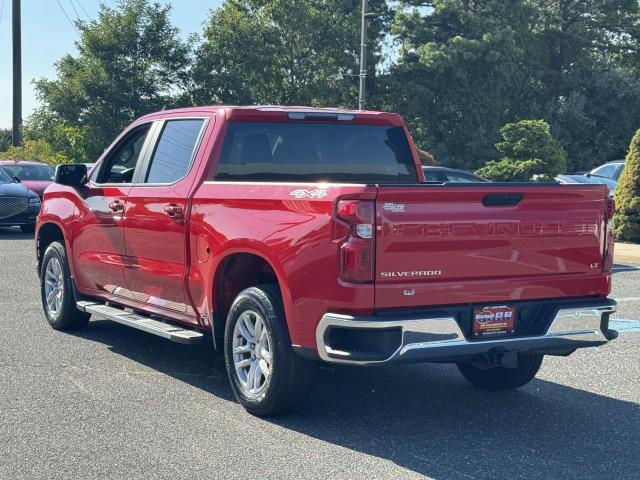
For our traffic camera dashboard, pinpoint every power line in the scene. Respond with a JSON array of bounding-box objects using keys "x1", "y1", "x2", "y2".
[
  {"x1": 54, "y1": 0, "x2": 77, "y2": 30},
  {"x1": 67, "y1": 0, "x2": 80, "y2": 21},
  {"x1": 74, "y1": 0, "x2": 90, "y2": 19}
]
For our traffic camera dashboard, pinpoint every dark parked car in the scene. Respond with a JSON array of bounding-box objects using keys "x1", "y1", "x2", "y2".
[
  {"x1": 0, "y1": 160, "x2": 55, "y2": 199},
  {"x1": 423, "y1": 166, "x2": 489, "y2": 183},
  {"x1": 0, "y1": 166, "x2": 41, "y2": 233}
]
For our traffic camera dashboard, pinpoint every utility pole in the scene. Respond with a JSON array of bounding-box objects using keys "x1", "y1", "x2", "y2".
[
  {"x1": 12, "y1": 0, "x2": 22, "y2": 146},
  {"x1": 358, "y1": 0, "x2": 368, "y2": 110}
]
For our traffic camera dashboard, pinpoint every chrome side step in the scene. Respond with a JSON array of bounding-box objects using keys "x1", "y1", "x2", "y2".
[{"x1": 77, "y1": 301, "x2": 205, "y2": 345}]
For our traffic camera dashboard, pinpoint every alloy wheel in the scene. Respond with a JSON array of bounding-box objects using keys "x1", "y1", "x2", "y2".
[
  {"x1": 232, "y1": 309, "x2": 273, "y2": 395},
  {"x1": 44, "y1": 257, "x2": 64, "y2": 317}
]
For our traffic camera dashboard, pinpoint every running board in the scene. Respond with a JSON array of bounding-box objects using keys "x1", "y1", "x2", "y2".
[{"x1": 77, "y1": 301, "x2": 205, "y2": 345}]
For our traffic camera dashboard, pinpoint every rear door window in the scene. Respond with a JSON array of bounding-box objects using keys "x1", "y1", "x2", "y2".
[
  {"x1": 214, "y1": 122, "x2": 417, "y2": 182},
  {"x1": 144, "y1": 119, "x2": 205, "y2": 184}
]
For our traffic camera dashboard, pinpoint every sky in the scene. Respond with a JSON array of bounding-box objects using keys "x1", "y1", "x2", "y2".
[{"x1": 0, "y1": 0, "x2": 223, "y2": 128}]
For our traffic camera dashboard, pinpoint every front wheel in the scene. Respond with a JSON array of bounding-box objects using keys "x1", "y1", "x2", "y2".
[
  {"x1": 456, "y1": 353, "x2": 544, "y2": 391},
  {"x1": 224, "y1": 285, "x2": 315, "y2": 416},
  {"x1": 40, "y1": 241, "x2": 90, "y2": 330}
]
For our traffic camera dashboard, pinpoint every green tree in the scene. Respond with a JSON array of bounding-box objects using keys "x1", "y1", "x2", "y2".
[
  {"x1": 532, "y1": 0, "x2": 638, "y2": 100},
  {"x1": 529, "y1": 0, "x2": 640, "y2": 171},
  {"x1": 387, "y1": 0, "x2": 640, "y2": 171},
  {"x1": 613, "y1": 129, "x2": 640, "y2": 242},
  {"x1": 191, "y1": 0, "x2": 389, "y2": 107},
  {"x1": 0, "y1": 128, "x2": 11, "y2": 152},
  {"x1": 33, "y1": 0, "x2": 190, "y2": 161},
  {"x1": 387, "y1": 0, "x2": 537, "y2": 168},
  {"x1": 476, "y1": 119, "x2": 566, "y2": 181},
  {"x1": 23, "y1": 109, "x2": 92, "y2": 163},
  {"x1": 549, "y1": 69, "x2": 640, "y2": 171},
  {"x1": 0, "y1": 140, "x2": 70, "y2": 167}
]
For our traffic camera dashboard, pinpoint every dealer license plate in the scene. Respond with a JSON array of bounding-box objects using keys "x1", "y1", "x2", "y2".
[{"x1": 473, "y1": 305, "x2": 516, "y2": 338}]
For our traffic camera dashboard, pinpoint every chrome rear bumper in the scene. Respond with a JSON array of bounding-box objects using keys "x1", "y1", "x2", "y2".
[{"x1": 316, "y1": 300, "x2": 617, "y2": 365}]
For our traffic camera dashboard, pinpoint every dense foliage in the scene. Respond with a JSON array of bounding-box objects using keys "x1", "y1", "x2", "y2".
[
  {"x1": 388, "y1": 0, "x2": 640, "y2": 170},
  {"x1": 190, "y1": 0, "x2": 389, "y2": 107},
  {"x1": 30, "y1": 0, "x2": 190, "y2": 161},
  {"x1": 1, "y1": 0, "x2": 640, "y2": 181},
  {"x1": 388, "y1": 0, "x2": 537, "y2": 169},
  {"x1": 0, "y1": 128, "x2": 11, "y2": 152},
  {"x1": 614, "y1": 129, "x2": 640, "y2": 242},
  {"x1": 477, "y1": 120, "x2": 566, "y2": 181},
  {"x1": 0, "y1": 140, "x2": 70, "y2": 166}
]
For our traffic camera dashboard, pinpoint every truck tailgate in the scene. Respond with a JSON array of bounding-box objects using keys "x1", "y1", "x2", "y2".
[{"x1": 375, "y1": 185, "x2": 609, "y2": 309}]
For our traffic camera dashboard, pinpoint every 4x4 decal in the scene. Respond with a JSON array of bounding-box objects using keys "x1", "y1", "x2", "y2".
[{"x1": 289, "y1": 189, "x2": 328, "y2": 199}]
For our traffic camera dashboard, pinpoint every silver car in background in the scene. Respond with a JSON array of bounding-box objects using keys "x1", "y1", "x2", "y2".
[{"x1": 556, "y1": 160, "x2": 625, "y2": 197}]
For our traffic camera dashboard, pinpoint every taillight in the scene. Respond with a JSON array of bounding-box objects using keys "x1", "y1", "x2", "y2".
[
  {"x1": 606, "y1": 197, "x2": 615, "y2": 231},
  {"x1": 336, "y1": 200, "x2": 374, "y2": 283},
  {"x1": 603, "y1": 197, "x2": 615, "y2": 272}
]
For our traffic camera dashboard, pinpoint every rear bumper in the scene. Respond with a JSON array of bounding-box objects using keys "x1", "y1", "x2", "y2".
[{"x1": 315, "y1": 299, "x2": 617, "y2": 365}]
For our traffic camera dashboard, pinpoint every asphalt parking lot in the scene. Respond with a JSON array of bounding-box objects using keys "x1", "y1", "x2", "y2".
[{"x1": 1, "y1": 227, "x2": 638, "y2": 480}]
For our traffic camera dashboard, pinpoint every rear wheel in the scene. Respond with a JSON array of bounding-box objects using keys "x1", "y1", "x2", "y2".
[
  {"x1": 456, "y1": 353, "x2": 543, "y2": 391},
  {"x1": 40, "y1": 241, "x2": 90, "y2": 330},
  {"x1": 224, "y1": 285, "x2": 315, "y2": 416}
]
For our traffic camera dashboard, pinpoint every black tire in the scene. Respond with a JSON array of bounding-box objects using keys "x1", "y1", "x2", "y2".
[
  {"x1": 40, "y1": 241, "x2": 90, "y2": 330},
  {"x1": 20, "y1": 224, "x2": 35, "y2": 234},
  {"x1": 224, "y1": 285, "x2": 315, "y2": 416},
  {"x1": 457, "y1": 353, "x2": 543, "y2": 391}
]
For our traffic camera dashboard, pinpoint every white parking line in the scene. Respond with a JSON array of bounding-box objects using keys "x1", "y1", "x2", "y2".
[{"x1": 615, "y1": 297, "x2": 640, "y2": 303}]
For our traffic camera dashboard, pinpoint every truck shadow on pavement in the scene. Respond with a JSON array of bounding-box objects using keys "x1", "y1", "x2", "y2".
[
  {"x1": 281, "y1": 363, "x2": 640, "y2": 479},
  {"x1": 71, "y1": 319, "x2": 640, "y2": 480}
]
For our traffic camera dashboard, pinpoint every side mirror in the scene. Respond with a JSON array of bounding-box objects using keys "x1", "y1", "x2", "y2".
[
  {"x1": 54, "y1": 164, "x2": 88, "y2": 187},
  {"x1": 13, "y1": 176, "x2": 21, "y2": 183}
]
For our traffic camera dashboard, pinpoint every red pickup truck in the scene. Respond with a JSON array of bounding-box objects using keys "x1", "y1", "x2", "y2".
[{"x1": 36, "y1": 106, "x2": 617, "y2": 416}]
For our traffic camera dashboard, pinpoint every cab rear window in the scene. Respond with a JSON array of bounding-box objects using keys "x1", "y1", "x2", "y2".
[{"x1": 214, "y1": 122, "x2": 417, "y2": 183}]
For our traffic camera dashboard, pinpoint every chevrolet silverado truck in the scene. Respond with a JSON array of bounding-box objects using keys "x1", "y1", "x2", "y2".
[{"x1": 36, "y1": 106, "x2": 617, "y2": 416}]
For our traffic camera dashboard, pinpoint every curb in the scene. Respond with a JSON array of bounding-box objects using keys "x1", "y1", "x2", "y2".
[
  {"x1": 614, "y1": 255, "x2": 640, "y2": 265},
  {"x1": 614, "y1": 243, "x2": 640, "y2": 265}
]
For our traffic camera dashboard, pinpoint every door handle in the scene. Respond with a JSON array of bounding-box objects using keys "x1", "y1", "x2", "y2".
[
  {"x1": 108, "y1": 200, "x2": 124, "y2": 212},
  {"x1": 164, "y1": 204, "x2": 183, "y2": 219}
]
